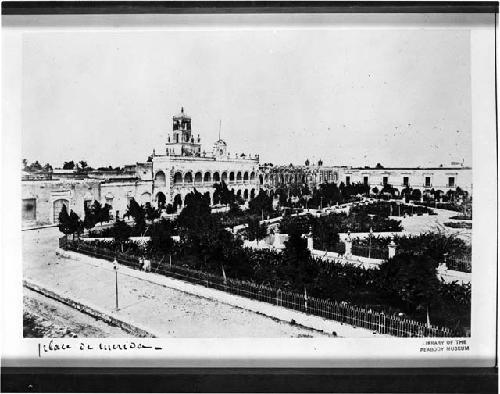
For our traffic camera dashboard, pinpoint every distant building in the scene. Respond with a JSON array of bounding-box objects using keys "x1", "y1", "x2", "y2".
[{"x1": 337, "y1": 165, "x2": 472, "y2": 197}]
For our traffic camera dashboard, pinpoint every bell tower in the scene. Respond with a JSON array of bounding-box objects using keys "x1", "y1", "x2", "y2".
[{"x1": 165, "y1": 107, "x2": 201, "y2": 156}]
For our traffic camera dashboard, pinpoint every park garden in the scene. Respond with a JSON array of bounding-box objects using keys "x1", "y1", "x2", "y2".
[{"x1": 58, "y1": 185, "x2": 471, "y2": 336}]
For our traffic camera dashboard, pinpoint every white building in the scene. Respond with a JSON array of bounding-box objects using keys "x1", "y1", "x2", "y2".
[
  {"x1": 151, "y1": 107, "x2": 260, "y2": 209},
  {"x1": 22, "y1": 108, "x2": 261, "y2": 226}
]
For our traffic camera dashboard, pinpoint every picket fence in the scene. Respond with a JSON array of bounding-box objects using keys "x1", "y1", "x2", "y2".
[{"x1": 59, "y1": 237, "x2": 455, "y2": 338}]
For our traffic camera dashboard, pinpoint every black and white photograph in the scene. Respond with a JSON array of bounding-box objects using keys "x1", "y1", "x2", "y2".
[{"x1": 1, "y1": 3, "x2": 497, "y2": 375}]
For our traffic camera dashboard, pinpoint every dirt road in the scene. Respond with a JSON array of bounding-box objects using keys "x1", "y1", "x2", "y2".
[{"x1": 23, "y1": 228, "x2": 332, "y2": 338}]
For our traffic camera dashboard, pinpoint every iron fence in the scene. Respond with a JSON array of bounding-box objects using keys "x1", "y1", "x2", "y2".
[
  {"x1": 59, "y1": 237, "x2": 455, "y2": 337},
  {"x1": 351, "y1": 245, "x2": 389, "y2": 260},
  {"x1": 445, "y1": 257, "x2": 472, "y2": 273}
]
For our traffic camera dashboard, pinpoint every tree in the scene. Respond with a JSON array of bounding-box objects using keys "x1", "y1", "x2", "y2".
[
  {"x1": 25, "y1": 160, "x2": 43, "y2": 172},
  {"x1": 177, "y1": 189, "x2": 211, "y2": 236},
  {"x1": 149, "y1": 218, "x2": 175, "y2": 255},
  {"x1": 69, "y1": 210, "x2": 84, "y2": 239},
  {"x1": 228, "y1": 202, "x2": 242, "y2": 216},
  {"x1": 411, "y1": 189, "x2": 422, "y2": 201},
  {"x1": 59, "y1": 206, "x2": 82, "y2": 240},
  {"x1": 113, "y1": 220, "x2": 132, "y2": 251},
  {"x1": 165, "y1": 203, "x2": 176, "y2": 214},
  {"x1": 213, "y1": 181, "x2": 234, "y2": 206},
  {"x1": 378, "y1": 253, "x2": 440, "y2": 314},
  {"x1": 126, "y1": 198, "x2": 146, "y2": 234},
  {"x1": 78, "y1": 160, "x2": 89, "y2": 172},
  {"x1": 248, "y1": 190, "x2": 273, "y2": 217},
  {"x1": 83, "y1": 203, "x2": 96, "y2": 230},
  {"x1": 100, "y1": 203, "x2": 111, "y2": 223},
  {"x1": 144, "y1": 202, "x2": 161, "y2": 221},
  {"x1": 247, "y1": 218, "x2": 267, "y2": 244},
  {"x1": 62, "y1": 161, "x2": 75, "y2": 170},
  {"x1": 58, "y1": 204, "x2": 72, "y2": 236},
  {"x1": 282, "y1": 229, "x2": 314, "y2": 289}
]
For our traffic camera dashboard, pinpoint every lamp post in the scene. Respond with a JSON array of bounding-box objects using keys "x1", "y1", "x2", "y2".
[
  {"x1": 368, "y1": 226, "x2": 373, "y2": 259},
  {"x1": 113, "y1": 259, "x2": 119, "y2": 311}
]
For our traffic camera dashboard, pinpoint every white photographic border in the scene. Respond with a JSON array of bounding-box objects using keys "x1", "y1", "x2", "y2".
[{"x1": 1, "y1": 11, "x2": 497, "y2": 368}]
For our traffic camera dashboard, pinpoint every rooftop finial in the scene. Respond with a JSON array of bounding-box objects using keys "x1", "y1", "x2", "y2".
[
  {"x1": 218, "y1": 119, "x2": 222, "y2": 141},
  {"x1": 181, "y1": 106, "x2": 184, "y2": 114}
]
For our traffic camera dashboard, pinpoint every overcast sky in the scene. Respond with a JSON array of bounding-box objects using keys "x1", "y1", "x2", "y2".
[{"x1": 21, "y1": 26, "x2": 472, "y2": 168}]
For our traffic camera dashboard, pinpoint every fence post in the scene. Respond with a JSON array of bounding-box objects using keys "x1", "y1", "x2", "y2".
[
  {"x1": 344, "y1": 234, "x2": 352, "y2": 258},
  {"x1": 388, "y1": 239, "x2": 397, "y2": 259},
  {"x1": 306, "y1": 226, "x2": 314, "y2": 252}
]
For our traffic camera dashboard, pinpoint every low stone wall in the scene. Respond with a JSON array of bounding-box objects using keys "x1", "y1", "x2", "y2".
[{"x1": 23, "y1": 279, "x2": 156, "y2": 338}]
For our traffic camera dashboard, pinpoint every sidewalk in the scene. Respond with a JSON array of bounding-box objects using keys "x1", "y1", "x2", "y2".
[{"x1": 64, "y1": 249, "x2": 387, "y2": 337}]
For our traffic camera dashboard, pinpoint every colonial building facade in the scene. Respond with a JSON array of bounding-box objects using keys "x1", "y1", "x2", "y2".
[
  {"x1": 21, "y1": 107, "x2": 472, "y2": 226},
  {"x1": 336, "y1": 166, "x2": 472, "y2": 196},
  {"x1": 22, "y1": 108, "x2": 260, "y2": 226},
  {"x1": 151, "y1": 107, "x2": 260, "y2": 209}
]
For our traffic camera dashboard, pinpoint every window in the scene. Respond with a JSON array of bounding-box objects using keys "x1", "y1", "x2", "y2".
[
  {"x1": 84, "y1": 199, "x2": 92, "y2": 209},
  {"x1": 425, "y1": 177, "x2": 431, "y2": 187},
  {"x1": 105, "y1": 197, "x2": 113, "y2": 208},
  {"x1": 448, "y1": 177, "x2": 455, "y2": 187},
  {"x1": 383, "y1": 176, "x2": 388, "y2": 185},
  {"x1": 346, "y1": 176, "x2": 351, "y2": 185},
  {"x1": 403, "y1": 177, "x2": 409, "y2": 186},
  {"x1": 363, "y1": 176, "x2": 369, "y2": 185}
]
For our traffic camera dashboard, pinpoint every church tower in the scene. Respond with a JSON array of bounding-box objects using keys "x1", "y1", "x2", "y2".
[{"x1": 165, "y1": 107, "x2": 201, "y2": 156}]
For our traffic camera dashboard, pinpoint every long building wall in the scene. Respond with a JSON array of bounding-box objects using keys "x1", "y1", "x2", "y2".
[
  {"x1": 337, "y1": 167, "x2": 472, "y2": 194},
  {"x1": 21, "y1": 179, "x2": 153, "y2": 226}
]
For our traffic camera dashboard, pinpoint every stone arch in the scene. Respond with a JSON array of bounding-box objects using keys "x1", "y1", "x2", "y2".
[
  {"x1": 173, "y1": 194, "x2": 183, "y2": 210},
  {"x1": 243, "y1": 171, "x2": 249, "y2": 181},
  {"x1": 173, "y1": 171, "x2": 183, "y2": 185},
  {"x1": 237, "y1": 171, "x2": 242, "y2": 181},
  {"x1": 155, "y1": 191, "x2": 166, "y2": 208},
  {"x1": 250, "y1": 188, "x2": 256, "y2": 199},
  {"x1": 213, "y1": 172, "x2": 220, "y2": 182},
  {"x1": 250, "y1": 171, "x2": 256, "y2": 181},
  {"x1": 194, "y1": 171, "x2": 203, "y2": 183},
  {"x1": 155, "y1": 170, "x2": 167, "y2": 187},
  {"x1": 53, "y1": 199, "x2": 69, "y2": 223},
  {"x1": 204, "y1": 171, "x2": 211, "y2": 182},
  {"x1": 237, "y1": 189, "x2": 242, "y2": 197},
  {"x1": 184, "y1": 172, "x2": 193, "y2": 183},
  {"x1": 229, "y1": 171, "x2": 235, "y2": 181},
  {"x1": 259, "y1": 174, "x2": 264, "y2": 184},
  {"x1": 221, "y1": 171, "x2": 228, "y2": 182},
  {"x1": 244, "y1": 189, "x2": 249, "y2": 200}
]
